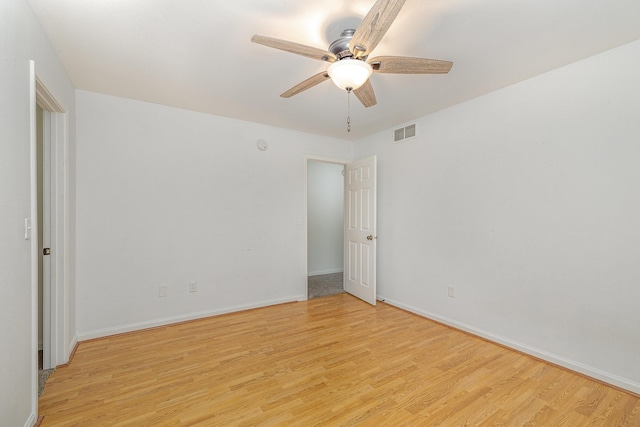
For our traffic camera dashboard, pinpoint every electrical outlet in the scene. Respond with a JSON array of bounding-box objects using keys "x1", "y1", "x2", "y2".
[
  {"x1": 159, "y1": 286, "x2": 168, "y2": 297},
  {"x1": 448, "y1": 286, "x2": 455, "y2": 298},
  {"x1": 189, "y1": 281, "x2": 197, "y2": 293}
]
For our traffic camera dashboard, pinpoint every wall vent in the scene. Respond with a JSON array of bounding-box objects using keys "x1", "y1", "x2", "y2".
[{"x1": 393, "y1": 123, "x2": 417, "y2": 143}]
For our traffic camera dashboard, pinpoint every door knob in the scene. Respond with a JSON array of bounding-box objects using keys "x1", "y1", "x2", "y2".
[{"x1": 367, "y1": 235, "x2": 374, "y2": 240}]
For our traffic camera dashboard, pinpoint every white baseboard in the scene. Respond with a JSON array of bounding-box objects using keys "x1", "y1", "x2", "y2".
[
  {"x1": 378, "y1": 295, "x2": 640, "y2": 395},
  {"x1": 308, "y1": 269, "x2": 343, "y2": 277},
  {"x1": 67, "y1": 335, "x2": 78, "y2": 360},
  {"x1": 77, "y1": 295, "x2": 303, "y2": 342},
  {"x1": 23, "y1": 412, "x2": 36, "y2": 427}
]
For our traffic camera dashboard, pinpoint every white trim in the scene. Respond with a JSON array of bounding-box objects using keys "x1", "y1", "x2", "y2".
[
  {"x1": 51, "y1": 109, "x2": 68, "y2": 366},
  {"x1": 308, "y1": 269, "x2": 343, "y2": 276},
  {"x1": 379, "y1": 295, "x2": 640, "y2": 395},
  {"x1": 29, "y1": 59, "x2": 39, "y2": 427},
  {"x1": 62, "y1": 112, "x2": 71, "y2": 363},
  {"x1": 77, "y1": 295, "x2": 303, "y2": 341},
  {"x1": 35, "y1": 76, "x2": 65, "y2": 113},
  {"x1": 22, "y1": 413, "x2": 37, "y2": 427},
  {"x1": 68, "y1": 334, "x2": 78, "y2": 360},
  {"x1": 303, "y1": 155, "x2": 350, "y2": 301}
]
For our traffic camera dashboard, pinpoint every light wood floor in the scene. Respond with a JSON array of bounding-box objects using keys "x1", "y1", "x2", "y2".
[{"x1": 39, "y1": 294, "x2": 640, "y2": 426}]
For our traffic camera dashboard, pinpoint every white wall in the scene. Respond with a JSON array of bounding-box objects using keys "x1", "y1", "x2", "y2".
[
  {"x1": 354, "y1": 39, "x2": 640, "y2": 393},
  {"x1": 307, "y1": 161, "x2": 344, "y2": 276},
  {"x1": 75, "y1": 91, "x2": 352, "y2": 338},
  {"x1": 0, "y1": 1, "x2": 76, "y2": 426}
]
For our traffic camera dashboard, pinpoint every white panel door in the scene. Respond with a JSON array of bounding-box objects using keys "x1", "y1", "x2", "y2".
[{"x1": 344, "y1": 155, "x2": 377, "y2": 305}]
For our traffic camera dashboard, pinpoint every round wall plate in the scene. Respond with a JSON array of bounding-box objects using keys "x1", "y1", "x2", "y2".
[{"x1": 257, "y1": 139, "x2": 269, "y2": 151}]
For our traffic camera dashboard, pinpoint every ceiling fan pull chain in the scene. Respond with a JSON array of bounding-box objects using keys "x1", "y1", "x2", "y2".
[{"x1": 347, "y1": 89, "x2": 352, "y2": 133}]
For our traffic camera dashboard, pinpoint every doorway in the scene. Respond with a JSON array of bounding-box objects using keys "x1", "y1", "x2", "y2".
[
  {"x1": 306, "y1": 158, "x2": 346, "y2": 299},
  {"x1": 32, "y1": 72, "x2": 69, "y2": 382},
  {"x1": 36, "y1": 103, "x2": 56, "y2": 395},
  {"x1": 36, "y1": 104, "x2": 46, "y2": 364}
]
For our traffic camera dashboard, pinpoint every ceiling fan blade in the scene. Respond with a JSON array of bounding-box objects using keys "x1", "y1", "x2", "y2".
[
  {"x1": 350, "y1": 0, "x2": 406, "y2": 58},
  {"x1": 251, "y1": 35, "x2": 336, "y2": 62},
  {"x1": 354, "y1": 79, "x2": 377, "y2": 108},
  {"x1": 369, "y1": 56, "x2": 453, "y2": 74},
  {"x1": 280, "y1": 72, "x2": 331, "y2": 98}
]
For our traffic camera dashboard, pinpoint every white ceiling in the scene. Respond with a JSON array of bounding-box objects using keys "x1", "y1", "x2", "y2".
[{"x1": 27, "y1": 0, "x2": 640, "y2": 140}]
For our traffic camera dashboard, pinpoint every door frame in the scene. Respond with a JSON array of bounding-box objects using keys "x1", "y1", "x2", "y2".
[
  {"x1": 30, "y1": 63, "x2": 70, "y2": 379},
  {"x1": 303, "y1": 155, "x2": 349, "y2": 300}
]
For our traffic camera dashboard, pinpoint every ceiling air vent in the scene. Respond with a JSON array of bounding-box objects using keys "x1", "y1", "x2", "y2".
[{"x1": 393, "y1": 123, "x2": 416, "y2": 143}]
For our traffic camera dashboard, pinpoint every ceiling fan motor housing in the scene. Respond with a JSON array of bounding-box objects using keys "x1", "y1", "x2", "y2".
[{"x1": 329, "y1": 29, "x2": 363, "y2": 60}]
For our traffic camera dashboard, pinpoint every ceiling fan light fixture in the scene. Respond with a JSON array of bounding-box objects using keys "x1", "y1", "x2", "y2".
[{"x1": 327, "y1": 58, "x2": 373, "y2": 91}]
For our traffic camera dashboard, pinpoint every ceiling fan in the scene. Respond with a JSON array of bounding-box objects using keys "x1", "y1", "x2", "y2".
[{"x1": 251, "y1": 0, "x2": 453, "y2": 108}]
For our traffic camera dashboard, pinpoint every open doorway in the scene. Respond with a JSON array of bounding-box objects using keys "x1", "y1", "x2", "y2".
[
  {"x1": 35, "y1": 97, "x2": 57, "y2": 398},
  {"x1": 32, "y1": 72, "x2": 69, "y2": 402},
  {"x1": 306, "y1": 159, "x2": 346, "y2": 299},
  {"x1": 35, "y1": 104, "x2": 55, "y2": 394}
]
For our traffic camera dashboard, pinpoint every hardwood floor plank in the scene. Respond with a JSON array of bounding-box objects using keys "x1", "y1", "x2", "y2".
[{"x1": 39, "y1": 294, "x2": 639, "y2": 426}]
